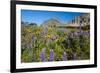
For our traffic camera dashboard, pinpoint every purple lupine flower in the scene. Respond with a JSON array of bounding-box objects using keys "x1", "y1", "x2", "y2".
[
  {"x1": 40, "y1": 48, "x2": 46, "y2": 62},
  {"x1": 77, "y1": 32, "x2": 80, "y2": 36},
  {"x1": 62, "y1": 52, "x2": 68, "y2": 61},
  {"x1": 83, "y1": 31, "x2": 87, "y2": 36},
  {"x1": 82, "y1": 31, "x2": 85, "y2": 35},
  {"x1": 49, "y1": 49, "x2": 54, "y2": 61},
  {"x1": 82, "y1": 31, "x2": 90, "y2": 37},
  {"x1": 77, "y1": 31, "x2": 82, "y2": 36},
  {"x1": 73, "y1": 53, "x2": 77, "y2": 60},
  {"x1": 81, "y1": 31, "x2": 84, "y2": 35}
]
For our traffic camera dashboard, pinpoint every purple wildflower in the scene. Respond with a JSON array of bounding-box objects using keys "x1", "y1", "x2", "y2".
[
  {"x1": 81, "y1": 31, "x2": 90, "y2": 37},
  {"x1": 49, "y1": 49, "x2": 54, "y2": 61},
  {"x1": 40, "y1": 48, "x2": 46, "y2": 62},
  {"x1": 82, "y1": 31, "x2": 85, "y2": 35},
  {"x1": 77, "y1": 32, "x2": 80, "y2": 36},
  {"x1": 62, "y1": 52, "x2": 68, "y2": 61}
]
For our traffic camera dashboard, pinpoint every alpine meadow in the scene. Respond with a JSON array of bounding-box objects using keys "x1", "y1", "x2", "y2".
[{"x1": 21, "y1": 10, "x2": 90, "y2": 63}]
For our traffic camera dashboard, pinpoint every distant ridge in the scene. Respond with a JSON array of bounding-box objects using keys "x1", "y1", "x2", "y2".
[{"x1": 42, "y1": 18, "x2": 63, "y2": 28}]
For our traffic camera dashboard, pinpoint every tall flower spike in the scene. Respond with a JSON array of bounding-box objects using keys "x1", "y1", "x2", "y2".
[
  {"x1": 62, "y1": 52, "x2": 68, "y2": 61},
  {"x1": 49, "y1": 49, "x2": 54, "y2": 61},
  {"x1": 40, "y1": 48, "x2": 46, "y2": 62}
]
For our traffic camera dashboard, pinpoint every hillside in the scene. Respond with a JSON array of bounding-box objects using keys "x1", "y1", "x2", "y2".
[{"x1": 42, "y1": 18, "x2": 62, "y2": 28}]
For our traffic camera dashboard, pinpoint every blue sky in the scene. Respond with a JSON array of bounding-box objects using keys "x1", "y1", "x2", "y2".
[{"x1": 21, "y1": 9, "x2": 83, "y2": 26}]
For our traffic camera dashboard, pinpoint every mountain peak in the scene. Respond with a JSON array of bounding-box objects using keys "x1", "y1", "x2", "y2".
[{"x1": 42, "y1": 18, "x2": 62, "y2": 27}]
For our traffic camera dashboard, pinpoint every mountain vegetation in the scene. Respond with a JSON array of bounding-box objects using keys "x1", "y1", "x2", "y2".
[{"x1": 21, "y1": 15, "x2": 90, "y2": 63}]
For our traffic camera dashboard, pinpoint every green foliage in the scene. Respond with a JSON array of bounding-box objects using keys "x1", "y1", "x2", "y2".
[{"x1": 21, "y1": 23, "x2": 90, "y2": 62}]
